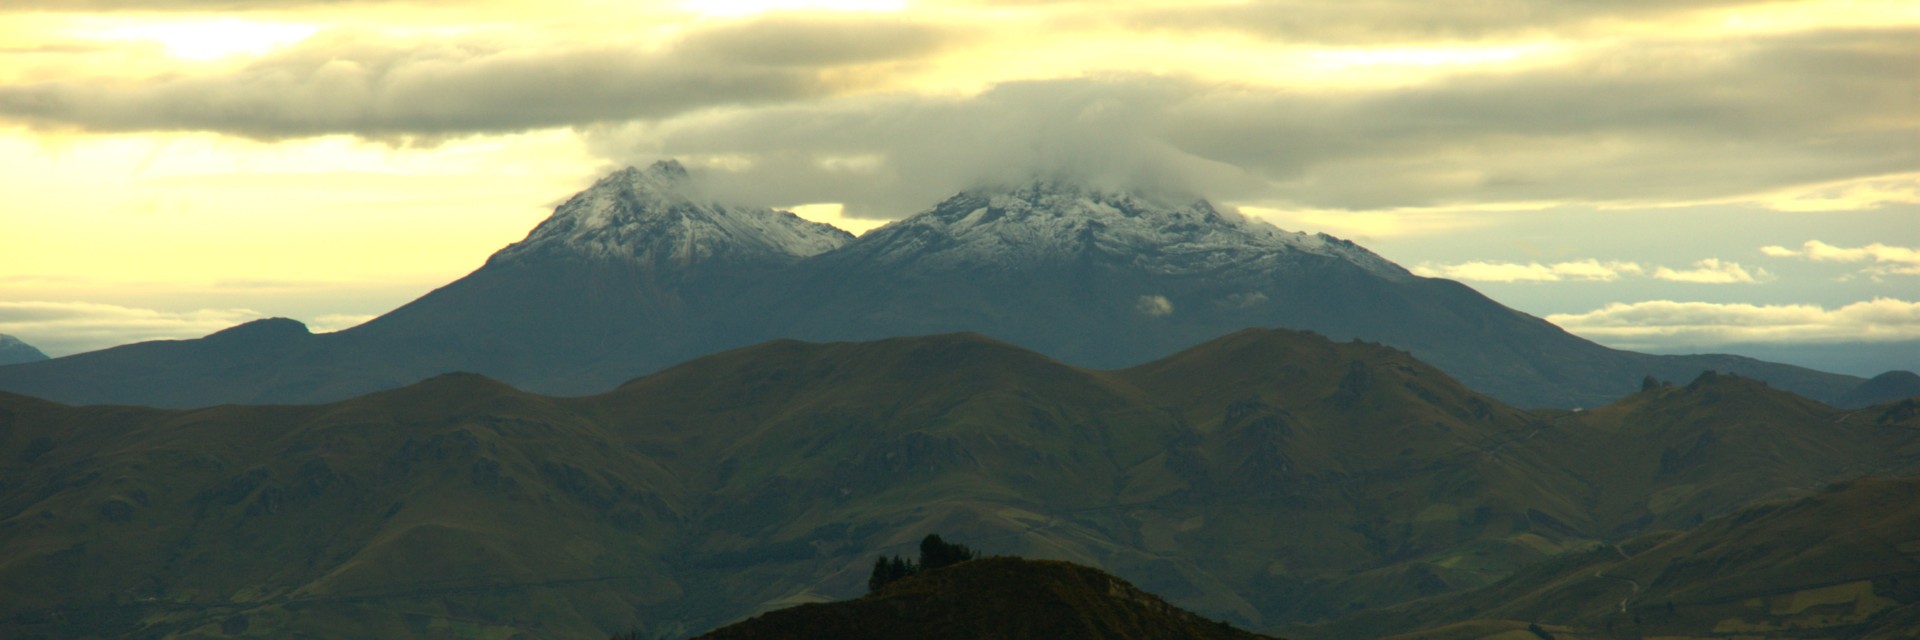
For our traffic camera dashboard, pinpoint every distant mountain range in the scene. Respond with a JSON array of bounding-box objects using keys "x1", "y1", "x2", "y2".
[
  {"x1": 4, "y1": 329, "x2": 1915, "y2": 638},
  {"x1": 0, "y1": 161, "x2": 1902, "y2": 410},
  {"x1": 0, "y1": 334, "x2": 46, "y2": 366}
]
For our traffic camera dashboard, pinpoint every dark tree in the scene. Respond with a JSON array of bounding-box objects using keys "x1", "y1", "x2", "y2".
[
  {"x1": 1641, "y1": 375, "x2": 1662, "y2": 392},
  {"x1": 867, "y1": 534, "x2": 978, "y2": 592},
  {"x1": 918, "y1": 534, "x2": 978, "y2": 571},
  {"x1": 868, "y1": 556, "x2": 891, "y2": 592},
  {"x1": 867, "y1": 554, "x2": 919, "y2": 592}
]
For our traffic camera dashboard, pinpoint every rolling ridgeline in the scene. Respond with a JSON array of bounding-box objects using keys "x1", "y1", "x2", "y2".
[{"x1": 5, "y1": 328, "x2": 1919, "y2": 638}]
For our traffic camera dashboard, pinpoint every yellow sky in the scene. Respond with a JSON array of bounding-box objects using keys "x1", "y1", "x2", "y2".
[{"x1": 0, "y1": 0, "x2": 1916, "y2": 357}]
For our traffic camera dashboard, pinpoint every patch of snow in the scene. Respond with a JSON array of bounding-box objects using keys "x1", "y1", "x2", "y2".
[
  {"x1": 494, "y1": 164, "x2": 1412, "y2": 281},
  {"x1": 846, "y1": 181, "x2": 1411, "y2": 278},
  {"x1": 494, "y1": 160, "x2": 853, "y2": 267}
]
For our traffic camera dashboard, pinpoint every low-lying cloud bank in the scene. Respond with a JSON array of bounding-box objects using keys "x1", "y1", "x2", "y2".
[
  {"x1": 1547, "y1": 298, "x2": 1920, "y2": 351},
  {"x1": 1763, "y1": 240, "x2": 1920, "y2": 280},
  {"x1": 1412, "y1": 258, "x2": 1769, "y2": 284}
]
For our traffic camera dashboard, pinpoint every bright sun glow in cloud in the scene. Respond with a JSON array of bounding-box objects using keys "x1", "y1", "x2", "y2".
[
  {"x1": 787, "y1": 203, "x2": 891, "y2": 236},
  {"x1": 683, "y1": 0, "x2": 907, "y2": 18},
  {"x1": 74, "y1": 19, "x2": 320, "y2": 61}
]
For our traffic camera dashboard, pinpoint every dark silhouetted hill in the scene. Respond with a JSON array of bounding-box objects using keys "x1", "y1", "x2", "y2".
[
  {"x1": 1839, "y1": 370, "x2": 1920, "y2": 408},
  {"x1": 697, "y1": 557, "x2": 1279, "y2": 640}
]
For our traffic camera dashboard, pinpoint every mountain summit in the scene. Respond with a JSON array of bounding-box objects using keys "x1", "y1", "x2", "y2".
[
  {"x1": 0, "y1": 162, "x2": 1870, "y2": 408},
  {"x1": 493, "y1": 160, "x2": 851, "y2": 267},
  {"x1": 0, "y1": 334, "x2": 48, "y2": 366},
  {"x1": 835, "y1": 180, "x2": 1404, "y2": 278}
]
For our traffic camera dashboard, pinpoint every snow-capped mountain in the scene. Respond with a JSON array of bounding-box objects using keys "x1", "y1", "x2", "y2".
[
  {"x1": 494, "y1": 160, "x2": 851, "y2": 267},
  {"x1": 843, "y1": 180, "x2": 1408, "y2": 278},
  {"x1": 0, "y1": 162, "x2": 1870, "y2": 409}
]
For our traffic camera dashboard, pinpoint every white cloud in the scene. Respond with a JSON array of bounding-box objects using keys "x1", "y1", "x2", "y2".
[
  {"x1": 1760, "y1": 240, "x2": 1920, "y2": 277},
  {"x1": 1136, "y1": 294, "x2": 1174, "y2": 317},
  {"x1": 0, "y1": 301, "x2": 265, "y2": 356},
  {"x1": 310, "y1": 313, "x2": 375, "y2": 333},
  {"x1": 1411, "y1": 259, "x2": 1644, "y2": 282},
  {"x1": 1759, "y1": 245, "x2": 1800, "y2": 258},
  {"x1": 1760, "y1": 174, "x2": 1920, "y2": 212},
  {"x1": 1650, "y1": 258, "x2": 1770, "y2": 284},
  {"x1": 1547, "y1": 297, "x2": 1920, "y2": 349},
  {"x1": 1218, "y1": 291, "x2": 1269, "y2": 309}
]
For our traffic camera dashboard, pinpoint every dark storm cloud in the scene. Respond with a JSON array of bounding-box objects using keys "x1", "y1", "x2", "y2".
[
  {"x1": 594, "y1": 27, "x2": 1915, "y2": 216},
  {"x1": 1127, "y1": 0, "x2": 1774, "y2": 43},
  {"x1": 0, "y1": 35, "x2": 822, "y2": 138},
  {"x1": 1167, "y1": 28, "x2": 1918, "y2": 208},
  {"x1": 0, "y1": 17, "x2": 956, "y2": 139}
]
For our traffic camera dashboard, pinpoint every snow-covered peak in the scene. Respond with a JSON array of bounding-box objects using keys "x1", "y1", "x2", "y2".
[
  {"x1": 844, "y1": 180, "x2": 1410, "y2": 278},
  {"x1": 492, "y1": 161, "x2": 853, "y2": 267}
]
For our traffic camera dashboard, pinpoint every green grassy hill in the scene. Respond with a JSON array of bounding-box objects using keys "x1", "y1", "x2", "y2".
[
  {"x1": 1292, "y1": 474, "x2": 1920, "y2": 639},
  {"x1": 2, "y1": 330, "x2": 1914, "y2": 638}
]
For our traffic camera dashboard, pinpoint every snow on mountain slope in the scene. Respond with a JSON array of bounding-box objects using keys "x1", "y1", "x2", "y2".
[
  {"x1": 841, "y1": 180, "x2": 1410, "y2": 278},
  {"x1": 492, "y1": 160, "x2": 853, "y2": 267}
]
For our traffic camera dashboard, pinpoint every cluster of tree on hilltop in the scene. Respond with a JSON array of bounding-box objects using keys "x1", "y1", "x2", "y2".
[
  {"x1": 869, "y1": 534, "x2": 980, "y2": 592},
  {"x1": 610, "y1": 534, "x2": 983, "y2": 640}
]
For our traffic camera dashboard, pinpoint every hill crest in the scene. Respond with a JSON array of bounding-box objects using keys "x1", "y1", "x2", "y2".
[{"x1": 696, "y1": 557, "x2": 1281, "y2": 640}]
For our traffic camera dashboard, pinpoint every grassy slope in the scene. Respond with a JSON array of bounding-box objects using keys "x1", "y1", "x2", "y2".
[
  {"x1": 1293, "y1": 473, "x2": 1920, "y2": 640},
  {"x1": 1, "y1": 330, "x2": 1914, "y2": 638}
]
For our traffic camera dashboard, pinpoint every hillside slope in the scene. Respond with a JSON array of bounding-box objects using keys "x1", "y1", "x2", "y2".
[
  {"x1": 1, "y1": 330, "x2": 1913, "y2": 638},
  {"x1": 1296, "y1": 473, "x2": 1920, "y2": 640}
]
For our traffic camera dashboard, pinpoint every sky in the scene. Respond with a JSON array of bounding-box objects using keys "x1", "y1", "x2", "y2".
[{"x1": 0, "y1": 0, "x2": 1915, "y2": 375}]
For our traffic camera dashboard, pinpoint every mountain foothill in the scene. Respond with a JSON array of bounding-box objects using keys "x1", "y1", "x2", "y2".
[
  {"x1": 4, "y1": 329, "x2": 1919, "y2": 637},
  {"x1": 2, "y1": 161, "x2": 1917, "y2": 639}
]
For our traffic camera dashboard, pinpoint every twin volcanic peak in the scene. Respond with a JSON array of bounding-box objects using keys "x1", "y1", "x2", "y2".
[
  {"x1": 493, "y1": 161, "x2": 1397, "y2": 279},
  {"x1": 0, "y1": 161, "x2": 1877, "y2": 408},
  {"x1": 490, "y1": 160, "x2": 853, "y2": 268}
]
